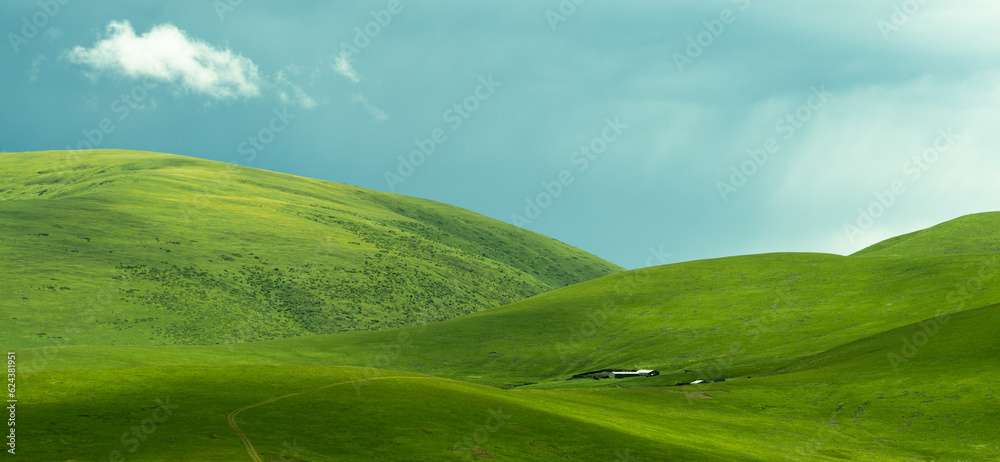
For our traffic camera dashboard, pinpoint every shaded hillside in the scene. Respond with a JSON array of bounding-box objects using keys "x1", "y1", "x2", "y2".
[{"x1": 0, "y1": 150, "x2": 622, "y2": 348}]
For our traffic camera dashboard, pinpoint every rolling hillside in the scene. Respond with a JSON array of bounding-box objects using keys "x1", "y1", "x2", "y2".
[
  {"x1": 852, "y1": 212, "x2": 1000, "y2": 257},
  {"x1": 30, "y1": 246, "x2": 998, "y2": 385},
  {"x1": 16, "y1": 257, "x2": 1000, "y2": 460},
  {"x1": 0, "y1": 150, "x2": 622, "y2": 349},
  {"x1": 25, "y1": 214, "x2": 1000, "y2": 387},
  {"x1": 7, "y1": 152, "x2": 999, "y2": 460}
]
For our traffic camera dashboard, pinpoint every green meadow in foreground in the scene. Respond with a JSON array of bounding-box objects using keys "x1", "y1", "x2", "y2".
[
  {"x1": 5, "y1": 151, "x2": 999, "y2": 461},
  {"x1": 17, "y1": 303, "x2": 1000, "y2": 461}
]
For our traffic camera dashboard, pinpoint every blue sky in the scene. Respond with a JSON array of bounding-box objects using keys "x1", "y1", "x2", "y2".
[{"x1": 3, "y1": 0, "x2": 999, "y2": 269}]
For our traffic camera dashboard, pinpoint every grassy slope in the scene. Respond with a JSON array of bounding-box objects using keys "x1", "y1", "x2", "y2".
[
  {"x1": 16, "y1": 238, "x2": 999, "y2": 459},
  {"x1": 9, "y1": 158, "x2": 1000, "y2": 462},
  {"x1": 21, "y1": 206, "x2": 1000, "y2": 383},
  {"x1": 852, "y1": 211, "x2": 1000, "y2": 257},
  {"x1": 230, "y1": 249, "x2": 1000, "y2": 386},
  {"x1": 0, "y1": 150, "x2": 622, "y2": 349},
  {"x1": 17, "y1": 305, "x2": 999, "y2": 461}
]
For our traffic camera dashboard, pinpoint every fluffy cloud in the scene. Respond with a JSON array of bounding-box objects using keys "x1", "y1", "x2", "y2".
[
  {"x1": 275, "y1": 67, "x2": 317, "y2": 109},
  {"x1": 332, "y1": 51, "x2": 361, "y2": 83},
  {"x1": 67, "y1": 20, "x2": 261, "y2": 100},
  {"x1": 349, "y1": 93, "x2": 388, "y2": 122}
]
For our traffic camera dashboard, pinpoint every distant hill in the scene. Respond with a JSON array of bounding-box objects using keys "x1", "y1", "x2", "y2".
[
  {"x1": 852, "y1": 212, "x2": 1000, "y2": 257},
  {"x1": 0, "y1": 150, "x2": 622, "y2": 348}
]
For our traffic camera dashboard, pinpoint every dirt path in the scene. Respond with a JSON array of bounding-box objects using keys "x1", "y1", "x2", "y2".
[{"x1": 227, "y1": 375, "x2": 461, "y2": 461}]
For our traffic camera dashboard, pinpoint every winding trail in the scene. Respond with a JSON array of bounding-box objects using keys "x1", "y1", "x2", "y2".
[{"x1": 227, "y1": 375, "x2": 462, "y2": 461}]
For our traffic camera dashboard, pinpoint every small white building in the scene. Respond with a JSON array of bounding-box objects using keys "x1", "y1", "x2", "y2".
[{"x1": 609, "y1": 369, "x2": 659, "y2": 378}]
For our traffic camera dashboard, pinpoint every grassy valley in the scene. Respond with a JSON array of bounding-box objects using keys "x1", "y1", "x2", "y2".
[{"x1": 4, "y1": 150, "x2": 999, "y2": 461}]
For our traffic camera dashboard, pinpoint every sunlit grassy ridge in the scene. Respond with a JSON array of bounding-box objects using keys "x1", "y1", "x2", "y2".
[
  {"x1": 852, "y1": 211, "x2": 1000, "y2": 257},
  {"x1": 0, "y1": 150, "x2": 622, "y2": 349}
]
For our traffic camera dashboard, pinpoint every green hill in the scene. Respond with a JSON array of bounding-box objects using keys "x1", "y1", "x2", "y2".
[
  {"x1": 7, "y1": 152, "x2": 1000, "y2": 460},
  {"x1": 0, "y1": 150, "x2": 622, "y2": 349},
  {"x1": 26, "y1": 244, "x2": 1000, "y2": 387},
  {"x1": 16, "y1": 266, "x2": 1000, "y2": 460},
  {"x1": 852, "y1": 211, "x2": 1000, "y2": 257}
]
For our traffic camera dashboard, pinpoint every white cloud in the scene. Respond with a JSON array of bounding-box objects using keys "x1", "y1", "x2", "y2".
[
  {"x1": 332, "y1": 51, "x2": 361, "y2": 83},
  {"x1": 274, "y1": 67, "x2": 317, "y2": 109},
  {"x1": 67, "y1": 20, "x2": 261, "y2": 100},
  {"x1": 27, "y1": 56, "x2": 45, "y2": 82},
  {"x1": 43, "y1": 28, "x2": 63, "y2": 41},
  {"x1": 350, "y1": 93, "x2": 388, "y2": 122}
]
